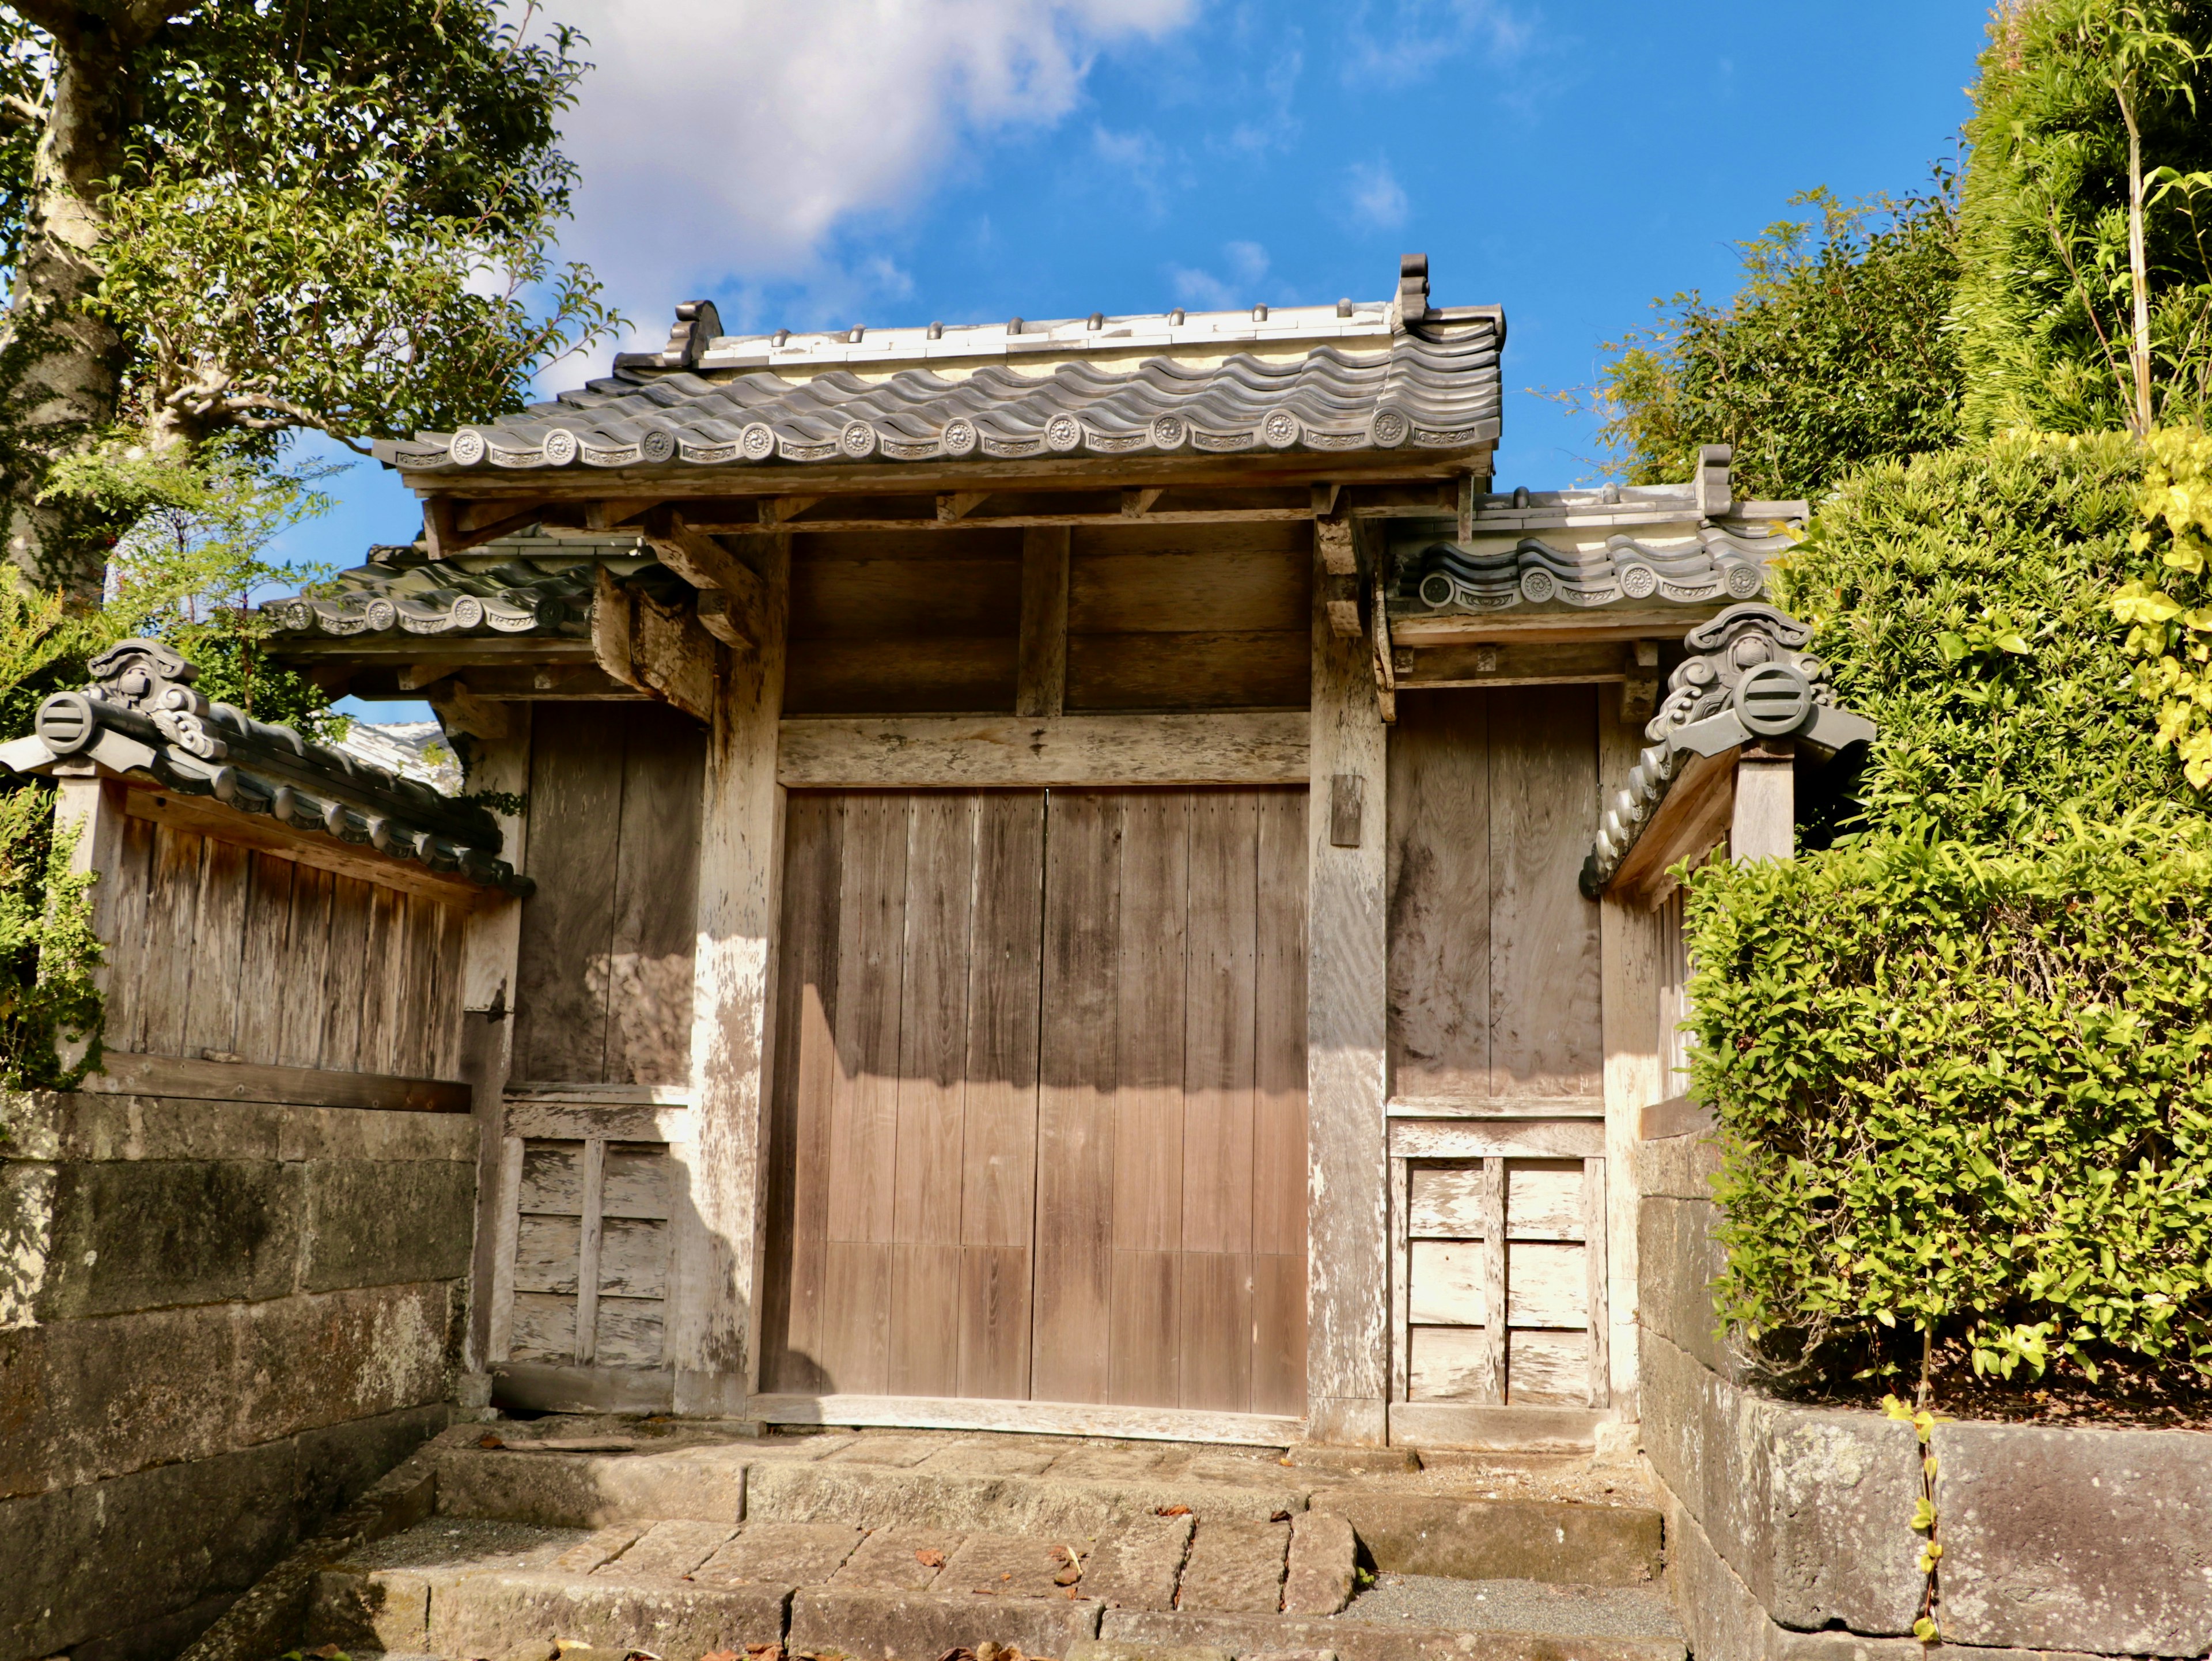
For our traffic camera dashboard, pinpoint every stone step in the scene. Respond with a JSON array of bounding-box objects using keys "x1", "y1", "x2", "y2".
[
  {"x1": 304, "y1": 1516, "x2": 1684, "y2": 1661},
  {"x1": 428, "y1": 1425, "x2": 1665, "y2": 1590}
]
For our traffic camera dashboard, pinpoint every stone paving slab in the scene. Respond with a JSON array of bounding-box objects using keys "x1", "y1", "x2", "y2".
[
  {"x1": 788, "y1": 1587, "x2": 1103, "y2": 1661},
  {"x1": 1308, "y1": 1494, "x2": 1661, "y2": 1587},
  {"x1": 1282, "y1": 1512, "x2": 1357, "y2": 1617},
  {"x1": 832, "y1": 1526, "x2": 965, "y2": 1592},
  {"x1": 1084, "y1": 1514, "x2": 1194, "y2": 1611},
  {"x1": 1177, "y1": 1520, "x2": 1290, "y2": 1614},
  {"x1": 593, "y1": 1519, "x2": 737, "y2": 1580},
  {"x1": 428, "y1": 1570, "x2": 790, "y2": 1655},
  {"x1": 1103, "y1": 1606, "x2": 1686, "y2": 1661},
  {"x1": 695, "y1": 1523, "x2": 865, "y2": 1587},
  {"x1": 941, "y1": 1530, "x2": 1092, "y2": 1598},
  {"x1": 552, "y1": 1524, "x2": 643, "y2": 1575}
]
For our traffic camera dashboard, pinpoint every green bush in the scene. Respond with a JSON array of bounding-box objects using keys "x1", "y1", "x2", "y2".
[{"x1": 1691, "y1": 826, "x2": 2212, "y2": 1379}]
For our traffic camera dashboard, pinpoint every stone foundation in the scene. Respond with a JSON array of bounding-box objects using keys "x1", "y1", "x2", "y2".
[
  {"x1": 1639, "y1": 1129, "x2": 2212, "y2": 1659},
  {"x1": 1, "y1": 1087, "x2": 471, "y2": 1661}
]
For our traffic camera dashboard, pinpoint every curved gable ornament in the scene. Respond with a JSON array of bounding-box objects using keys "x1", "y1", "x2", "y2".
[{"x1": 1581, "y1": 603, "x2": 1876, "y2": 898}]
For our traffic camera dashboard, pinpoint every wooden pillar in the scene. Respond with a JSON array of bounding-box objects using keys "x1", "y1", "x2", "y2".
[
  {"x1": 1304, "y1": 523, "x2": 1390, "y2": 1445},
  {"x1": 456, "y1": 709, "x2": 532, "y2": 1379},
  {"x1": 1596, "y1": 703, "x2": 1661, "y2": 1416},
  {"x1": 1016, "y1": 526, "x2": 1070, "y2": 717},
  {"x1": 48, "y1": 766, "x2": 125, "y2": 1075},
  {"x1": 1732, "y1": 740, "x2": 1795, "y2": 863},
  {"x1": 670, "y1": 532, "x2": 790, "y2": 1417}
]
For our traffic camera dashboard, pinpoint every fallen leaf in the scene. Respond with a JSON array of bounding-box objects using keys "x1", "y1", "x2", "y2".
[
  {"x1": 743, "y1": 1647, "x2": 782, "y2": 1661},
  {"x1": 1052, "y1": 1566, "x2": 1082, "y2": 1587},
  {"x1": 700, "y1": 1652, "x2": 742, "y2": 1661},
  {"x1": 915, "y1": 1548, "x2": 948, "y2": 1568},
  {"x1": 1270, "y1": 1511, "x2": 1291, "y2": 1523},
  {"x1": 478, "y1": 1433, "x2": 506, "y2": 1449},
  {"x1": 1155, "y1": 1505, "x2": 1191, "y2": 1517}
]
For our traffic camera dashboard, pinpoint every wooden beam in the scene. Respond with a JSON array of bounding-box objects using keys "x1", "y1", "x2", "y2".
[
  {"x1": 425, "y1": 679, "x2": 512, "y2": 743},
  {"x1": 50, "y1": 771, "x2": 126, "y2": 1074},
  {"x1": 1393, "y1": 609, "x2": 1723, "y2": 648},
  {"x1": 748, "y1": 1392, "x2": 1304, "y2": 1448},
  {"x1": 760, "y1": 495, "x2": 824, "y2": 526},
  {"x1": 1121, "y1": 485, "x2": 1165, "y2": 518},
  {"x1": 269, "y1": 636, "x2": 597, "y2": 665},
  {"x1": 592, "y1": 565, "x2": 638, "y2": 691},
  {"x1": 1607, "y1": 747, "x2": 1736, "y2": 909},
  {"x1": 775, "y1": 712, "x2": 1307, "y2": 789},
  {"x1": 642, "y1": 507, "x2": 769, "y2": 637},
  {"x1": 1312, "y1": 482, "x2": 1343, "y2": 519},
  {"x1": 1732, "y1": 741, "x2": 1794, "y2": 862},
  {"x1": 410, "y1": 665, "x2": 641, "y2": 702},
  {"x1": 937, "y1": 490, "x2": 991, "y2": 522},
  {"x1": 586, "y1": 497, "x2": 660, "y2": 531},
  {"x1": 1305, "y1": 517, "x2": 1391, "y2": 1447},
  {"x1": 116, "y1": 782, "x2": 495, "y2": 907},
  {"x1": 79, "y1": 1050, "x2": 471, "y2": 1111},
  {"x1": 1394, "y1": 641, "x2": 1635, "y2": 688},
  {"x1": 1370, "y1": 561, "x2": 1397, "y2": 725},
  {"x1": 425, "y1": 495, "x2": 548, "y2": 558},
  {"x1": 1015, "y1": 527, "x2": 1070, "y2": 717},
  {"x1": 669, "y1": 531, "x2": 789, "y2": 1416},
  {"x1": 592, "y1": 563, "x2": 717, "y2": 722}
]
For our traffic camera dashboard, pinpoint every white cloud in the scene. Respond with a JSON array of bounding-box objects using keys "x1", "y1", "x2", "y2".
[
  {"x1": 1345, "y1": 160, "x2": 1408, "y2": 230},
  {"x1": 1340, "y1": 0, "x2": 1531, "y2": 86},
  {"x1": 543, "y1": 0, "x2": 1199, "y2": 349},
  {"x1": 1169, "y1": 240, "x2": 1268, "y2": 311}
]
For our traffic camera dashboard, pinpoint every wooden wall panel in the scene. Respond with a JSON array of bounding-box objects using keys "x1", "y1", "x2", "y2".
[
  {"x1": 514, "y1": 702, "x2": 706, "y2": 1085},
  {"x1": 1387, "y1": 693, "x2": 1492, "y2": 1101},
  {"x1": 785, "y1": 529, "x2": 1022, "y2": 715}
]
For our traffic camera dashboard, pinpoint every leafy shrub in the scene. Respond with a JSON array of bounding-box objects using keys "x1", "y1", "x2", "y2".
[
  {"x1": 1691, "y1": 826, "x2": 2212, "y2": 1380},
  {"x1": 2112, "y1": 427, "x2": 2212, "y2": 783}
]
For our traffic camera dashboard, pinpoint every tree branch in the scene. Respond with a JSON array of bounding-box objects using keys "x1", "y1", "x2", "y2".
[{"x1": 0, "y1": 93, "x2": 49, "y2": 130}]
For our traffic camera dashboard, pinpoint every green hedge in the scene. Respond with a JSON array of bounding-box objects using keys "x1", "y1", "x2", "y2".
[{"x1": 1691, "y1": 435, "x2": 2212, "y2": 1382}]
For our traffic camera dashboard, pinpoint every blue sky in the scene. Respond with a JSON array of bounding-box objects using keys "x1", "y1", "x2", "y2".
[{"x1": 297, "y1": 0, "x2": 1991, "y2": 720}]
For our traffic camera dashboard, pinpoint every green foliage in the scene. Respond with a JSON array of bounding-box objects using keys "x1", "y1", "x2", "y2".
[
  {"x1": 1955, "y1": 0, "x2": 2212, "y2": 434},
  {"x1": 1691, "y1": 824, "x2": 2212, "y2": 1381},
  {"x1": 1770, "y1": 432, "x2": 2192, "y2": 842},
  {"x1": 1590, "y1": 186, "x2": 1963, "y2": 500},
  {"x1": 0, "y1": 790, "x2": 103, "y2": 1093},
  {"x1": 2111, "y1": 427, "x2": 2212, "y2": 781}
]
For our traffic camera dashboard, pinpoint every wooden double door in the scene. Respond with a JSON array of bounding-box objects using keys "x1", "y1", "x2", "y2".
[{"x1": 760, "y1": 786, "x2": 1308, "y2": 1416}]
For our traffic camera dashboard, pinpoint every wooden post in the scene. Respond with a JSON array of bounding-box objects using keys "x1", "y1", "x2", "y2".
[
  {"x1": 459, "y1": 710, "x2": 532, "y2": 1380},
  {"x1": 1016, "y1": 526, "x2": 1070, "y2": 717},
  {"x1": 49, "y1": 767, "x2": 125, "y2": 1075},
  {"x1": 670, "y1": 531, "x2": 789, "y2": 1417},
  {"x1": 1304, "y1": 522, "x2": 1390, "y2": 1446},
  {"x1": 1732, "y1": 741, "x2": 1795, "y2": 863},
  {"x1": 1596, "y1": 702, "x2": 1660, "y2": 1416}
]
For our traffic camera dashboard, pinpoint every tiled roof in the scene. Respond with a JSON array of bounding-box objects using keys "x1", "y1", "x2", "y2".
[
  {"x1": 262, "y1": 535, "x2": 679, "y2": 641},
  {"x1": 373, "y1": 259, "x2": 1501, "y2": 475},
  {"x1": 0, "y1": 640, "x2": 528, "y2": 894}
]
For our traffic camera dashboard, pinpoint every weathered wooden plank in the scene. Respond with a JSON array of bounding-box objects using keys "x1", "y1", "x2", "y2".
[
  {"x1": 1182, "y1": 794, "x2": 1258, "y2": 1262},
  {"x1": 783, "y1": 637, "x2": 1019, "y2": 717},
  {"x1": 1113, "y1": 794, "x2": 1187, "y2": 1259},
  {"x1": 1585, "y1": 1154, "x2": 1610, "y2": 1410},
  {"x1": 231, "y1": 852, "x2": 294, "y2": 1066},
  {"x1": 136, "y1": 826, "x2": 205, "y2": 1061},
  {"x1": 888, "y1": 1243, "x2": 963, "y2": 1398},
  {"x1": 957, "y1": 793, "x2": 1046, "y2": 1401},
  {"x1": 1387, "y1": 690, "x2": 1491, "y2": 1102},
  {"x1": 1479, "y1": 1157, "x2": 1508, "y2": 1405},
  {"x1": 1733, "y1": 748, "x2": 1794, "y2": 862},
  {"x1": 790, "y1": 547, "x2": 1021, "y2": 637},
  {"x1": 1066, "y1": 629, "x2": 1308, "y2": 714},
  {"x1": 1305, "y1": 520, "x2": 1391, "y2": 1445},
  {"x1": 747, "y1": 1391, "x2": 1303, "y2": 1447},
  {"x1": 1109, "y1": 1247, "x2": 1179, "y2": 1408},
  {"x1": 819, "y1": 1239, "x2": 893, "y2": 1394},
  {"x1": 385, "y1": 894, "x2": 435, "y2": 1079},
  {"x1": 1506, "y1": 1160, "x2": 1587, "y2": 1241},
  {"x1": 605, "y1": 705, "x2": 707, "y2": 1087},
  {"x1": 487, "y1": 1133, "x2": 525, "y2": 1363},
  {"x1": 1408, "y1": 1163, "x2": 1482, "y2": 1239},
  {"x1": 1387, "y1": 1095, "x2": 1604, "y2": 1119},
  {"x1": 1407, "y1": 1326, "x2": 1490, "y2": 1402},
  {"x1": 1067, "y1": 542, "x2": 1309, "y2": 637},
  {"x1": 509, "y1": 1292, "x2": 580, "y2": 1364},
  {"x1": 1032, "y1": 789, "x2": 1120, "y2": 1405},
  {"x1": 1392, "y1": 640, "x2": 1636, "y2": 688},
  {"x1": 1251, "y1": 1249, "x2": 1306, "y2": 1418},
  {"x1": 825, "y1": 793, "x2": 907, "y2": 1249},
  {"x1": 594, "y1": 1297, "x2": 666, "y2": 1368},
  {"x1": 78, "y1": 1051, "x2": 471, "y2": 1111},
  {"x1": 513, "y1": 704, "x2": 626, "y2": 1083},
  {"x1": 275, "y1": 866, "x2": 334, "y2": 1070},
  {"x1": 356, "y1": 884, "x2": 403, "y2": 1077},
  {"x1": 1389, "y1": 1119, "x2": 1607, "y2": 1160},
  {"x1": 602, "y1": 1146, "x2": 675, "y2": 1219},
  {"x1": 1179, "y1": 1250, "x2": 1253, "y2": 1413},
  {"x1": 313, "y1": 875, "x2": 370, "y2": 1071},
  {"x1": 180, "y1": 837, "x2": 249, "y2": 1061},
  {"x1": 99, "y1": 813, "x2": 157, "y2": 1052},
  {"x1": 1506, "y1": 1329, "x2": 1590, "y2": 1406},
  {"x1": 1505, "y1": 1241, "x2": 1588, "y2": 1329},
  {"x1": 514, "y1": 1213, "x2": 583, "y2": 1295},
  {"x1": 575, "y1": 1136, "x2": 608, "y2": 1363},
  {"x1": 1016, "y1": 526, "x2": 1071, "y2": 717},
  {"x1": 1251, "y1": 789, "x2": 1308, "y2": 1301},
  {"x1": 1488, "y1": 687, "x2": 1603, "y2": 1100},
  {"x1": 669, "y1": 529, "x2": 788, "y2": 1409},
  {"x1": 1608, "y1": 746, "x2": 1735, "y2": 909},
  {"x1": 775, "y1": 713, "x2": 1309, "y2": 790},
  {"x1": 1408, "y1": 1240, "x2": 1486, "y2": 1326},
  {"x1": 505, "y1": 1102, "x2": 691, "y2": 1142},
  {"x1": 520, "y1": 1142, "x2": 586, "y2": 1214},
  {"x1": 1386, "y1": 1401, "x2": 1607, "y2": 1452},
  {"x1": 1388, "y1": 1156, "x2": 1411, "y2": 1404}
]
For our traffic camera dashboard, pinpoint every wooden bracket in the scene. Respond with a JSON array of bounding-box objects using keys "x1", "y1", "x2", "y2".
[
  {"x1": 1370, "y1": 558, "x2": 1397, "y2": 725},
  {"x1": 593, "y1": 565, "x2": 717, "y2": 722},
  {"x1": 426, "y1": 679, "x2": 512, "y2": 743},
  {"x1": 1621, "y1": 640, "x2": 1661, "y2": 723},
  {"x1": 938, "y1": 490, "x2": 991, "y2": 523},
  {"x1": 1310, "y1": 482, "x2": 1343, "y2": 519},
  {"x1": 586, "y1": 497, "x2": 661, "y2": 532},
  {"x1": 424, "y1": 495, "x2": 549, "y2": 558},
  {"x1": 760, "y1": 495, "x2": 824, "y2": 526},
  {"x1": 1316, "y1": 516, "x2": 1357, "y2": 577},
  {"x1": 642, "y1": 506, "x2": 768, "y2": 652},
  {"x1": 1120, "y1": 485, "x2": 1165, "y2": 519}
]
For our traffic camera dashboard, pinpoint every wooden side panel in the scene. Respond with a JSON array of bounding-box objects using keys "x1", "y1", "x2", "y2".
[
  {"x1": 785, "y1": 531, "x2": 1023, "y2": 715},
  {"x1": 1388, "y1": 693, "x2": 1491, "y2": 1100},
  {"x1": 605, "y1": 706, "x2": 707, "y2": 1085},
  {"x1": 514, "y1": 704, "x2": 626, "y2": 1081},
  {"x1": 1250, "y1": 789, "x2": 1309, "y2": 1417},
  {"x1": 98, "y1": 815, "x2": 157, "y2": 1053},
  {"x1": 135, "y1": 826, "x2": 204, "y2": 1060}
]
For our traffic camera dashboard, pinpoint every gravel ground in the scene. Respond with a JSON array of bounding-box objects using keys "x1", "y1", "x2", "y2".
[
  {"x1": 1334, "y1": 1573, "x2": 1684, "y2": 1640},
  {"x1": 339, "y1": 1516, "x2": 589, "y2": 1572}
]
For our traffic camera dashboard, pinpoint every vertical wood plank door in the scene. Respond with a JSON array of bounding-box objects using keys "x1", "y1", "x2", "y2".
[{"x1": 762, "y1": 785, "x2": 1307, "y2": 1416}]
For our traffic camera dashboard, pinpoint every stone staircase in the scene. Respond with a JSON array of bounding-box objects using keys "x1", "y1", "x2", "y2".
[{"x1": 186, "y1": 1421, "x2": 1684, "y2": 1661}]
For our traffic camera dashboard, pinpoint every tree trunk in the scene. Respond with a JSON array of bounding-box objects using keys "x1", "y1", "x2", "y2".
[
  {"x1": 2122, "y1": 82, "x2": 2156, "y2": 437},
  {"x1": 0, "y1": 3, "x2": 167, "y2": 602}
]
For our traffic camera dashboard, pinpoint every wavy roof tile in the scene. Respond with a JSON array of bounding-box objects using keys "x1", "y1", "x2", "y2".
[
  {"x1": 373, "y1": 259, "x2": 1501, "y2": 475},
  {"x1": 262, "y1": 536, "x2": 679, "y2": 642}
]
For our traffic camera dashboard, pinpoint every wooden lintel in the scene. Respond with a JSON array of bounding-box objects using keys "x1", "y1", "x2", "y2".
[
  {"x1": 79, "y1": 1050, "x2": 471, "y2": 1113},
  {"x1": 1607, "y1": 746, "x2": 1737, "y2": 909},
  {"x1": 937, "y1": 490, "x2": 991, "y2": 522},
  {"x1": 586, "y1": 497, "x2": 661, "y2": 531},
  {"x1": 1395, "y1": 640, "x2": 1636, "y2": 688},
  {"x1": 1392, "y1": 609, "x2": 1718, "y2": 649},
  {"x1": 434, "y1": 665, "x2": 643, "y2": 701},
  {"x1": 775, "y1": 712, "x2": 1308, "y2": 790},
  {"x1": 761, "y1": 494, "x2": 825, "y2": 526},
  {"x1": 1121, "y1": 485, "x2": 1165, "y2": 519}
]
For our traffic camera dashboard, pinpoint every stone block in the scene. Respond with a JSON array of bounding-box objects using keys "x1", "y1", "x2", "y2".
[
  {"x1": 592, "y1": 1517, "x2": 737, "y2": 1580},
  {"x1": 36, "y1": 1159, "x2": 304, "y2": 1318},
  {"x1": 300, "y1": 1158, "x2": 475, "y2": 1292},
  {"x1": 425, "y1": 1569, "x2": 791, "y2": 1656},
  {"x1": 1084, "y1": 1514, "x2": 1192, "y2": 1611},
  {"x1": 1281, "y1": 1444, "x2": 1419, "y2": 1473},
  {"x1": 1936, "y1": 1420, "x2": 2212, "y2": 1655},
  {"x1": 1067, "y1": 1641, "x2": 1230, "y2": 1661},
  {"x1": 433, "y1": 1440, "x2": 749, "y2": 1526},
  {"x1": 1281, "y1": 1512, "x2": 1355, "y2": 1617},
  {"x1": 941, "y1": 1530, "x2": 1092, "y2": 1599},
  {"x1": 1635, "y1": 1195, "x2": 1729, "y2": 1374},
  {"x1": 0, "y1": 1159, "x2": 54, "y2": 1329},
  {"x1": 788, "y1": 1587, "x2": 1101, "y2": 1661},
  {"x1": 696, "y1": 1522, "x2": 865, "y2": 1586},
  {"x1": 305, "y1": 1567, "x2": 434, "y2": 1648},
  {"x1": 1307, "y1": 1493, "x2": 1661, "y2": 1587},
  {"x1": 1176, "y1": 1519, "x2": 1288, "y2": 1614},
  {"x1": 1636, "y1": 1131, "x2": 1724, "y2": 1201},
  {"x1": 749, "y1": 1461, "x2": 1301, "y2": 1535},
  {"x1": 553, "y1": 1524, "x2": 645, "y2": 1573},
  {"x1": 1763, "y1": 1405, "x2": 1921, "y2": 1633},
  {"x1": 832, "y1": 1525, "x2": 965, "y2": 1592},
  {"x1": 1101, "y1": 1607, "x2": 1683, "y2": 1661},
  {"x1": 228, "y1": 1280, "x2": 461, "y2": 1449}
]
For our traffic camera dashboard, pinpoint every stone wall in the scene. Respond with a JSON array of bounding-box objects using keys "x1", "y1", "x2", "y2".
[
  {"x1": 1, "y1": 1087, "x2": 472, "y2": 1661},
  {"x1": 1639, "y1": 1130, "x2": 2212, "y2": 1660}
]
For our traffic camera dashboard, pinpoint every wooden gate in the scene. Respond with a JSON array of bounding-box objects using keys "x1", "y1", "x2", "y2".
[{"x1": 759, "y1": 786, "x2": 1307, "y2": 1427}]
